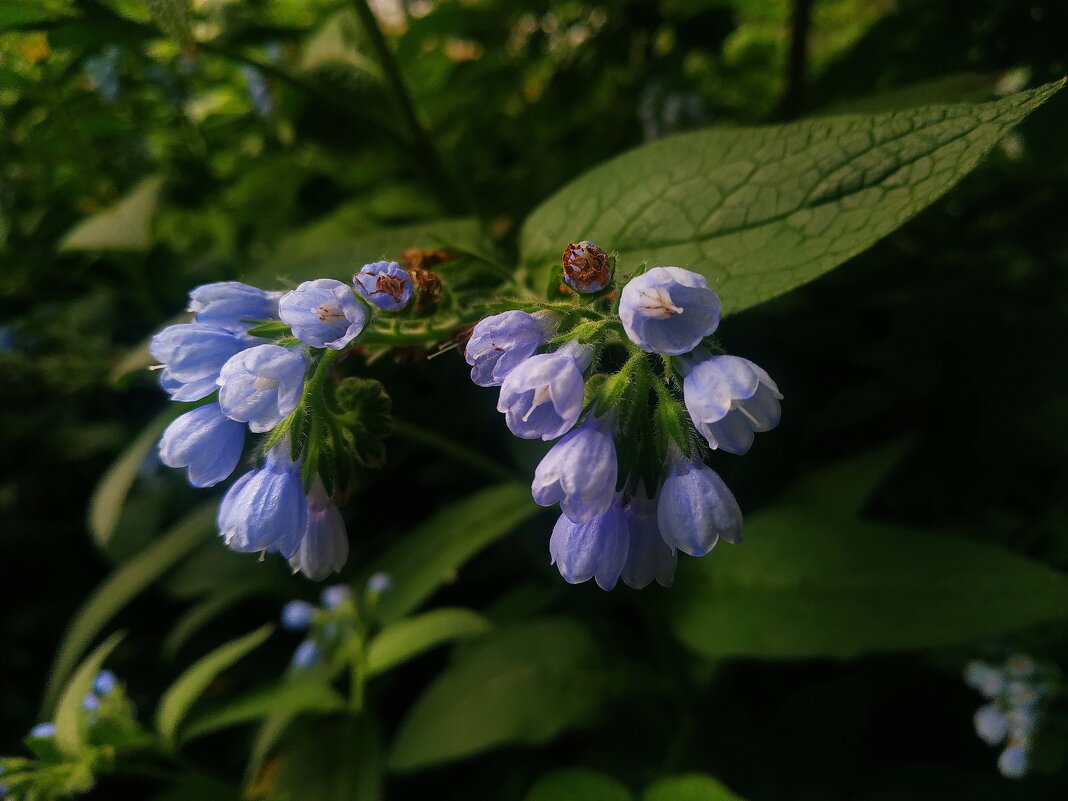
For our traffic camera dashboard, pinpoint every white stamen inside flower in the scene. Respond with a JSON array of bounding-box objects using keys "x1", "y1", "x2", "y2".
[
  {"x1": 254, "y1": 376, "x2": 279, "y2": 392},
  {"x1": 522, "y1": 383, "x2": 554, "y2": 422},
  {"x1": 314, "y1": 302, "x2": 345, "y2": 326},
  {"x1": 733, "y1": 401, "x2": 762, "y2": 426},
  {"x1": 638, "y1": 288, "x2": 683, "y2": 318}
]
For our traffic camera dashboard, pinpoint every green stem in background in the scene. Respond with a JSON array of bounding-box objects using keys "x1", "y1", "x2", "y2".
[
  {"x1": 349, "y1": 0, "x2": 468, "y2": 214},
  {"x1": 392, "y1": 420, "x2": 515, "y2": 481}
]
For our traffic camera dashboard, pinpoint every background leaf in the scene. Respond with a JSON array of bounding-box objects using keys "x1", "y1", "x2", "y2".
[
  {"x1": 519, "y1": 83, "x2": 1062, "y2": 314},
  {"x1": 643, "y1": 774, "x2": 747, "y2": 801},
  {"x1": 525, "y1": 768, "x2": 634, "y2": 801},
  {"x1": 53, "y1": 632, "x2": 124, "y2": 756},
  {"x1": 366, "y1": 607, "x2": 492, "y2": 677},
  {"x1": 262, "y1": 715, "x2": 383, "y2": 801},
  {"x1": 58, "y1": 176, "x2": 165, "y2": 252}
]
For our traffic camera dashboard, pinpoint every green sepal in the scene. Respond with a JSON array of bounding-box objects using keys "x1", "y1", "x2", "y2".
[
  {"x1": 331, "y1": 378, "x2": 394, "y2": 469},
  {"x1": 653, "y1": 380, "x2": 692, "y2": 463},
  {"x1": 244, "y1": 320, "x2": 293, "y2": 339}
]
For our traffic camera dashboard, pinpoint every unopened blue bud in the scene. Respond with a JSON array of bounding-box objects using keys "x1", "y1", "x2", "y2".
[
  {"x1": 321, "y1": 584, "x2": 353, "y2": 610},
  {"x1": 82, "y1": 693, "x2": 101, "y2": 713},
  {"x1": 93, "y1": 670, "x2": 117, "y2": 696},
  {"x1": 281, "y1": 600, "x2": 317, "y2": 631},
  {"x1": 997, "y1": 743, "x2": 1028, "y2": 779},
  {"x1": 353, "y1": 261, "x2": 413, "y2": 312},
  {"x1": 366, "y1": 572, "x2": 392, "y2": 594},
  {"x1": 291, "y1": 639, "x2": 320, "y2": 670},
  {"x1": 29, "y1": 722, "x2": 55, "y2": 739}
]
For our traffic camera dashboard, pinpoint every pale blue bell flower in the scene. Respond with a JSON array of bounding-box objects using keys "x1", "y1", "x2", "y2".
[
  {"x1": 187, "y1": 282, "x2": 282, "y2": 334},
  {"x1": 217, "y1": 444, "x2": 307, "y2": 557},
  {"x1": 353, "y1": 261, "x2": 413, "y2": 311},
  {"x1": 150, "y1": 323, "x2": 253, "y2": 402},
  {"x1": 465, "y1": 310, "x2": 556, "y2": 387},
  {"x1": 549, "y1": 494, "x2": 629, "y2": 590},
  {"x1": 279, "y1": 279, "x2": 367, "y2": 350},
  {"x1": 497, "y1": 341, "x2": 593, "y2": 441},
  {"x1": 532, "y1": 415, "x2": 617, "y2": 522},
  {"x1": 621, "y1": 489, "x2": 677, "y2": 589},
  {"x1": 682, "y1": 354, "x2": 782, "y2": 454},
  {"x1": 289, "y1": 478, "x2": 350, "y2": 581},
  {"x1": 158, "y1": 403, "x2": 245, "y2": 487},
  {"x1": 217, "y1": 344, "x2": 306, "y2": 433},
  {"x1": 657, "y1": 454, "x2": 742, "y2": 556},
  {"x1": 618, "y1": 267, "x2": 721, "y2": 355}
]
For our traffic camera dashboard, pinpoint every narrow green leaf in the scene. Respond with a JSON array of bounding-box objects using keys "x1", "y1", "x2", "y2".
[
  {"x1": 53, "y1": 632, "x2": 125, "y2": 756},
  {"x1": 366, "y1": 482, "x2": 540, "y2": 624},
  {"x1": 668, "y1": 508, "x2": 1068, "y2": 659},
  {"x1": 389, "y1": 618, "x2": 610, "y2": 771},
  {"x1": 42, "y1": 504, "x2": 216, "y2": 714},
  {"x1": 88, "y1": 407, "x2": 178, "y2": 547},
  {"x1": 58, "y1": 175, "x2": 165, "y2": 252},
  {"x1": 156, "y1": 624, "x2": 274, "y2": 744},
  {"x1": 180, "y1": 678, "x2": 345, "y2": 744},
  {"x1": 526, "y1": 768, "x2": 634, "y2": 801},
  {"x1": 366, "y1": 607, "x2": 492, "y2": 677},
  {"x1": 520, "y1": 82, "x2": 1063, "y2": 314},
  {"x1": 164, "y1": 580, "x2": 281, "y2": 660},
  {"x1": 643, "y1": 774, "x2": 747, "y2": 801},
  {"x1": 266, "y1": 716, "x2": 383, "y2": 801}
]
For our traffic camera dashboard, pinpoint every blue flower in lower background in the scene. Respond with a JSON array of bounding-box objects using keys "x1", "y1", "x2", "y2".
[
  {"x1": 321, "y1": 584, "x2": 353, "y2": 610},
  {"x1": 281, "y1": 600, "x2": 317, "y2": 631},
  {"x1": 93, "y1": 670, "x2": 117, "y2": 696},
  {"x1": 217, "y1": 344, "x2": 306, "y2": 433},
  {"x1": 621, "y1": 490, "x2": 677, "y2": 589},
  {"x1": 158, "y1": 403, "x2": 245, "y2": 487},
  {"x1": 288, "y1": 479, "x2": 350, "y2": 580},
  {"x1": 217, "y1": 444, "x2": 306, "y2": 557},
  {"x1": 465, "y1": 310, "x2": 555, "y2": 387},
  {"x1": 531, "y1": 415, "x2": 617, "y2": 522},
  {"x1": 682, "y1": 354, "x2": 782, "y2": 454},
  {"x1": 150, "y1": 324, "x2": 253, "y2": 402},
  {"x1": 657, "y1": 454, "x2": 743, "y2": 556},
  {"x1": 28, "y1": 723, "x2": 55, "y2": 739},
  {"x1": 497, "y1": 342, "x2": 592, "y2": 441},
  {"x1": 549, "y1": 494, "x2": 629, "y2": 590},
  {"x1": 279, "y1": 279, "x2": 367, "y2": 350},
  {"x1": 353, "y1": 261, "x2": 413, "y2": 312},
  {"x1": 187, "y1": 281, "x2": 282, "y2": 334},
  {"x1": 618, "y1": 266, "x2": 721, "y2": 356},
  {"x1": 291, "y1": 639, "x2": 320, "y2": 670}
]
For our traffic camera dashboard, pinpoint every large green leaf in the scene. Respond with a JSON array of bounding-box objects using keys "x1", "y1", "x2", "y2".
[
  {"x1": 389, "y1": 618, "x2": 611, "y2": 771},
  {"x1": 266, "y1": 716, "x2": 383, "y2": 801},
  {"x1": 366, "y1": 607, "x2": 492, "y2": 677},
  {"x1": 643, "y1": 774, "x2": 747, "y2": 801},
  {"x1": 58, "y1": 175, "x2": 165, "y2": 252},
  {"x1": 519, "y1": 82, "x2": 1063, "y2": 314},
  {"x1": 41, "y1": 504, "x2": 216, "y2": 713},
  {"x1": 526, "y1": 768, "x2": 634, "y2": 801},
  {"x1": 367, "y1": 482, "x2": 540, "y2": 624},
  {"x1": 0, "y1": 0, "x2": 75, "y2": 29},
  {"x1": 53, "y1": 632, "x2": 125, "y2": 756},
  {"x1": 156, "y1": 624, "x2": 274, "y2": 744},
  {"x1": 668, "y1": 508, "x2": 1068, "y2": 659}
]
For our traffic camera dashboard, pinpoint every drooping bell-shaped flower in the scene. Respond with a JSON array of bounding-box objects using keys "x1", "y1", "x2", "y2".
[
  {"x1": 549, "y1": 494, "x2": 629, "y2": 591},
  {"x1": 217, "y1": 444, "x2": 306, "y2": 558},
  {"x1": 187, "y1": 281, "x2": 282, "y2": 333},
  {"x1": 289, "y1": 478, "x2": 350, "y2": 581},
  {"x1": 618, "y1": 267, "x2": 721, "y2": 355},
  {"x1": 621, "y1": 489, "x2": 677, "y2": 589},
  {"x1": 353, "y1": 261, "x2": 413, "y2": 312},
  {"x1": 158, "y1": 402, "x2": 245, "y2": 487},
  {"x1": 279, "y1": 279, "x2": 367, "y2": 350},
  {"x1": 682, "y1": 354, "x2": 782, "y2": 454},
  {"x1": 657, "y1": 453, "x2": 742, "y2": 556},
  {"x1": 497, "y1": 340, "x2": 592, "y2": 441},
  {"x1": 465, "y1": 310, "x2": 556, "y2": 387},
  {"x1": 532, "y1": 415, "x2": 617, "y2": 522},
  {"x1": 150, "y1": 323, "x2": 252, "y2": 402},
  {"x1": 217, "y1": 344, "x2": 306, "y2": 433}
]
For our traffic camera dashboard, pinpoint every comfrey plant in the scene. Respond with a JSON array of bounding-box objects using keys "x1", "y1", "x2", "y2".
[
  {"x1": 465, "y1": 243, "x2": 781, "y2": 590},
  {"x1": 150, "y1": 266, "x2": 420, "y2": 579},
  {"x1": 964, "y1": 654, "x2": 1057, "y2": 779}
]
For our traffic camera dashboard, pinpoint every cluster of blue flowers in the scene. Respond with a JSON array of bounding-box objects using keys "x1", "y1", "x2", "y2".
[
  {"x1": 280, "y1": 575, "x2": 391, "y2": 669},
  {"x1": 465, "y1": 245, "x2": 781, "y2": 590},
  {"x1": 151, "y1": 262, "x2": 415, "y2": 579},
  {"x1": 965, "y1": 655, "x2": 1052, "y2": 779},
  {"x1": 26, "y1": 671, "x2": 125, "y2": 743}
]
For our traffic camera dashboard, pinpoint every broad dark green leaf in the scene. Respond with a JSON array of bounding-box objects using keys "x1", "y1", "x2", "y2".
[
  {"x1": 58, "y1": 175, "x2": 165, "y2": 252},
  {"x1": 520, "y1": 82, "x2": 1063, "y2": 314},
  {"x1": 643, "y1": 774, "x2": 747, "y2": 801},
  {"x1": 366, "y1": 607, "x2": 492, "y2": 677},
  {"x1": 266, "y1": 715, "x2": 383, "y2": 801},
  {"x1": 0, "y1": 0, "x2": 75, "y2": 29},
  {"x1": 777, "y1": 439, "x2": 910, "y2": 517},
  {"x1": 164, "y1": 579, "x2": 284, "y2": 660},
  {"x1": 389, "y1": 618, "x2": 611, "y2": 771},
  {"x1": 42, "y1": 504, "x2": 216, "y2": 713},
  {"x1": 366, "y1": 482, "x2": 540, "y2": 624},
  {"x1": 156, "y1": 624, "x2": 273, "y2": 744},
  {"x1": 668, "y1": 508, "x2": 1068, "y2": 659},
  {"x1": 53, "y1": 632, "x2": 124, "y2": 756},
  {"x1": 526, "y1": 768, "x2": 634, "y2": 801}
]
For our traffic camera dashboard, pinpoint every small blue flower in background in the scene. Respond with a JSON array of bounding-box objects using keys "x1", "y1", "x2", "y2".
[
  {"x1": 561, "y1": 241, "x2": 612, "y2": 293},
  {"x1": 465, "y1": 310, "x2": 556, "y2": 387},
  {"x1": 549, "y1": 494, "x2": 629, "y2": 590},
  {"x1": 279, "y1": 279, "x2": 367, "y2": 350},
  {"x1": 657, "y1": 454, "x2": 743, "y2": 556},
  {"x1": 28, "y1": 723, "x2": 55, "y2": 739},
  {"x1": 532, "y1": 415, "x2": 617, "y2": 521},
  {"x1": 81, "y1": 694, "x2": 101, "y2": 713},
  {"x1": 965, "y1": 660, "x2": 1006, "y2": 698},
  {"x1": 619, "y1": 267, "x2": 721, "y2": 356},
  {"x1": 84, "y1": 45, "x2": 122, "y2": 102},
  {"x1": 497, "y1": 342, "x2": 592, "y2": 440},
  {"x1": 150, "y1": 324, "x2": 253, "y2": 402},
  {"x1": 974, "y1": 704, "x2": 1008, "y2": 745},
  {"x1": 682, "y1": 354, "x2": 782, "y2": 454},
  {"x1": 217, "y1": 444, "x2": 306, "y2": 557},
  {"x1": 93, "y1": 670, "x2": 117, "y2": 696},
  {"x1": 187, "y1": 281, "x2": 282, "y2": 334},
  {"x1": 620, "y1": 489, "x2": 677, "y2": 589},
  {"x1": 241, "y1": 64, "x2": 272, "y2": 117},
  {"x1": 353, "y1": 261, "x2": 413, "y2": 312},
  {"x1": 366, "y1": 572, "x2": 392, "y2": 595},
  {"x1": 288, "y1": 479, "x2": 350, "y2": 580},
  {"x1": 997, "y1": 744, "x2": 1028, "y2": 779},
  {"x1": 291, "y1": 639, "x2": 320, "y2": 670},
  {"x1": 321, "y1": 584, "x2": 353, "y2": 610},
  {"x1": 158, "y1": 403, "x2": 245, "y2": 487},
  {"x1": 216, "y1": 344, "x2": 306, "y2": 433},
  {"x1": 280, "y1": 600, "x2": 317, "y2": 631}
]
